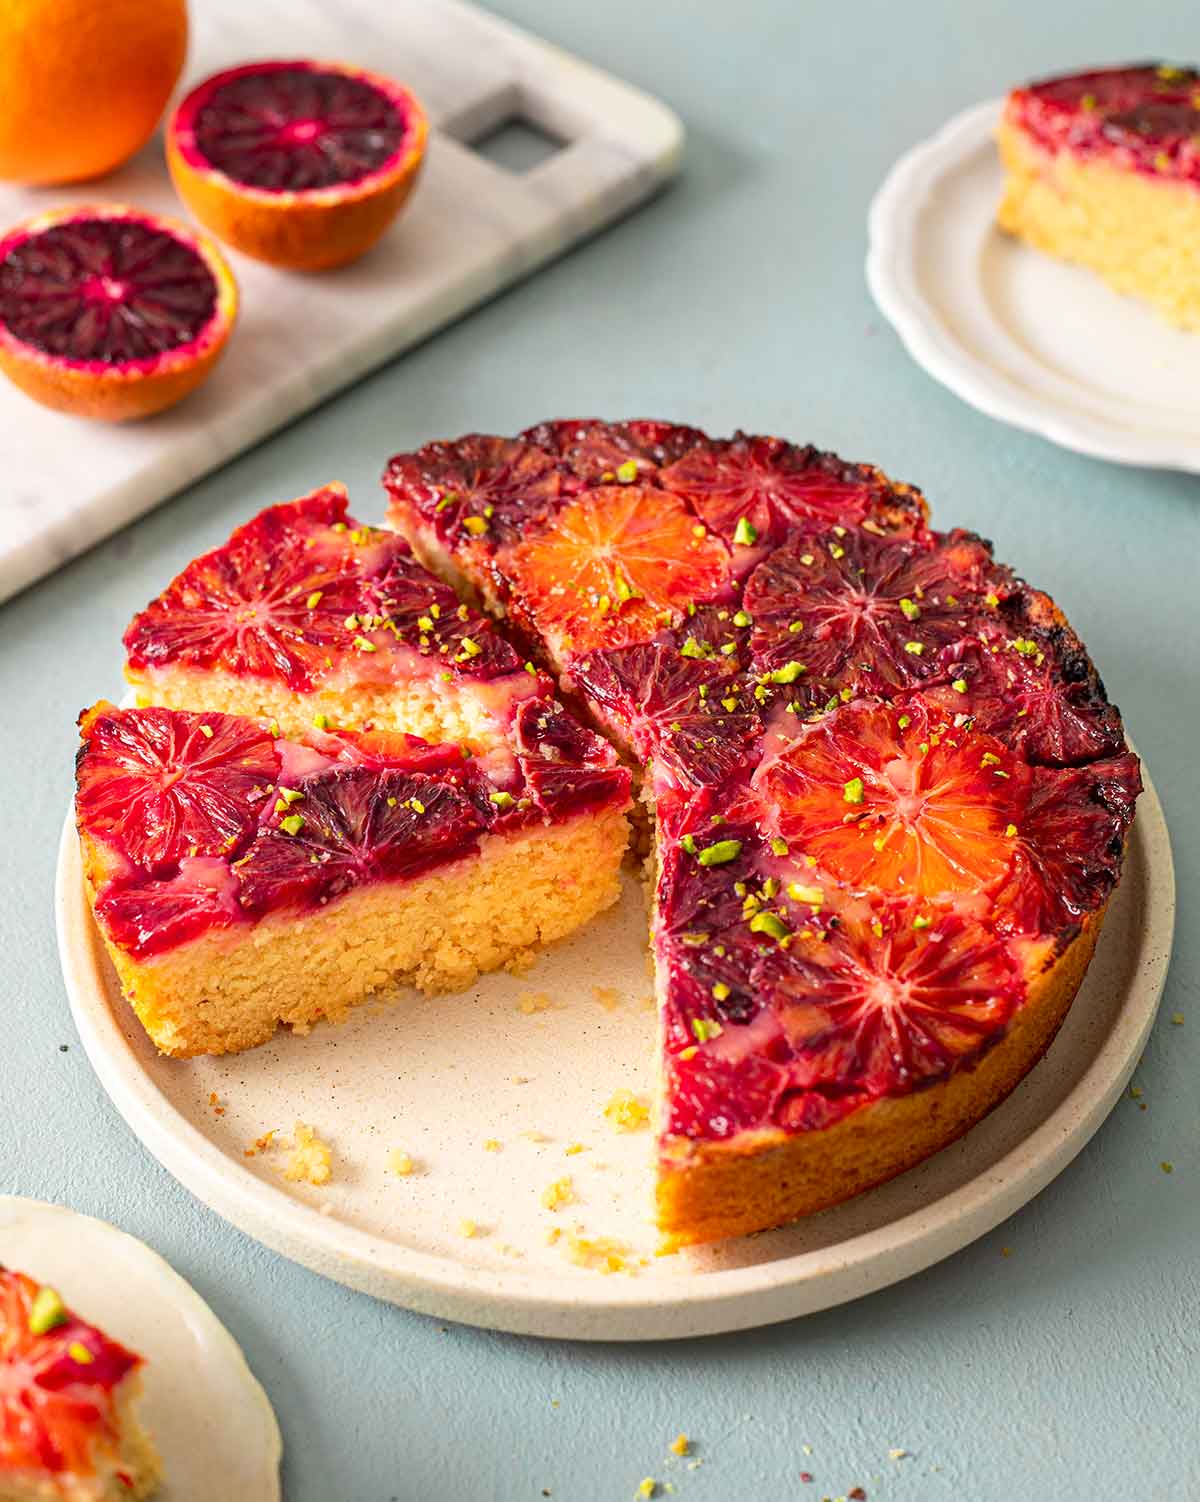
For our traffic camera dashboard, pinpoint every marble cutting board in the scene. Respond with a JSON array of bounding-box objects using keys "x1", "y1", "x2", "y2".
[{"x1": 0, "y1": 0, "x2": 683, "y2": 602}]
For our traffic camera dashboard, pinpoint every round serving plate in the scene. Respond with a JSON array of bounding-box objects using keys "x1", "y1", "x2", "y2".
[
  {"x1": 868, "y1": 99, "x2": 1200, "y2": 471},
  {"x1": 0, "y1": 1196, "x2": 281, "y2": 1499},
  {"x1": 56, "y1": 759, "x2": 1174, "y2": 1343}
]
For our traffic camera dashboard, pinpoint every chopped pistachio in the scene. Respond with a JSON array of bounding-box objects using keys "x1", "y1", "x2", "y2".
[
  {"x1": 733, "y1": 516, "x2": 759, "y2": 546},
  {"x1": 952, "y1": 678, "x2": 968, "y2": 694},
  {"x1": 770, "y1": 660, "x2": 807, "y2": 684},
  {"x1": 28, "y1": 1286, "x2": 68, "y2": 1336},
  {"x1": 843, "y1": 776, "x2": 865, "y2": 805},
  {"x1": 691, "y1": 1017, "x2": 723, "y2": 1043},
  {"x1": 697, "y1": 839, "x2": 742, "y2": 867},
  {"x1": 67, "y1": 1341, "x2": 94, "y2": 1366},
  {"x1": 489, "y1": 791, "x2": 515, "y2": 811},
  {"x1": 616, "y1": 459, "x2": 639, "y2": 483},
  {"x1": 710, "y1": 982, "x2": 731, "y2": 1002},
  {"x1": 898, "y1": 596, "x2": 920, "y2": 621},
  {"x1": 279, "y1": 814, "x2": 305, "y2": 836},
  {"x1": 457, "y1": 636, "x2": 482, "y2": 659},
  {"x1": 749, "y1": 910, "x2": 790, "y2": 940},
  {"x1": 679, "y1": 637, "x2": 704, "y2": 659},
  {"x1": 733, "y1": 609, "x2": 752, "y2": 628},
  {"x1": 353, "y1": 635, "x2": 377, "y2": 653},
  {"x1": 462, "y1": 515, "x2": 488, "y2": 536},
  {"x1": 313, "y1": 713, "x2": 330, "y2": 730},
  {"x1": 305, "y1": 591, "x2": 323, "y2": 609},
  {"x1": 912, "y1": 914, "x2": 932, "y2": 930},
  {"x1": 903, "y1": 640, "x2": 924, "y2": 656},
  {"x1": 787, "y1": 883, "x2": 824, "y2": 906}
]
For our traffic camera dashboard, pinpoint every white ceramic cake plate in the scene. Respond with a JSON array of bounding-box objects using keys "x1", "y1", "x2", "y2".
[
  {"x1": 0, "y1": 1196, "x2": 281, "y2": 1499},
  {"x1": 56, "y1": 759, "x2": 1174, "y2": 1342},
  {"x1": 867, "y1": 99, "x2": 1200, "y2": 472}
]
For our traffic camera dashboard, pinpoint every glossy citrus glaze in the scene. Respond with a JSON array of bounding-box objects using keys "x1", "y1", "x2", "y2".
[
  {"x1": 0, "y1": 1267, "x2": 140, "y2": 1480},
  {"x1": 1006, "y1": 63, "x2": 1200, "y2": 186},
  {"x1": 383, "y1": 420, "x2": 1142, "y2": 1146}
]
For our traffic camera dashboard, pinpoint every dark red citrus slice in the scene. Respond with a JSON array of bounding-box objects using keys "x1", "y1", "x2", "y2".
[
  {"x1": 0, "y1": 205, "x2": 237, "y2": 420},
  {"x1": 373, "y1": 549, "x2": 522, "y2": 680},
  {"x1": 763, "y1": 902, "x2": 1023, "y2": 1099},
  {"x1": 168, "y1": 60, "x2": 428, "y2": 270},
  {"x1": 235, "y1": 765, "x2": 481, "y2": 912},
  {"x1": 659, "y1": 434, "x2": 926, "y2": 549},
  {"x1": 756, "y1": 694, "x2": 1027, "y2": 897},
  {"x1": 511, "y1": 698, "x2": 630, "y2": 817},
  {"x1": 498, "y1": 485, "x2": 731, "y2": 657},
  {"x1": 97, "y1": 858, "x2": 242, "y2": 959},
  {"x1": 994, "y1": 753, "x2": 1142, "y2": 937},
  {"x1": 575, "y1": 643, "x2": 761, "y2": 788},
  {"x1": 1, "y1": 1267, "x2": 141, "y2": 1478},
  {"x1": 383, "y1": 434, "x2": 565, "y2": 545},
  {"x1": 744, "y1": 527, "x2": 1011, "y2": 690},
  {"x1": 521, "y1": 418, "x2": 705, "y2": 481},
  {"x1": 76, "y1": 704, "x2": 276, "y2": 874}
]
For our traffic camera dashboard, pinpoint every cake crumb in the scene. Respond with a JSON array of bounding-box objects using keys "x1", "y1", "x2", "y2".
[
  {"x1": 459, "y1": 1218, "x2": 481, "y2": 1237},
  {"x1": 669, "y1": 1433, "x2": 689, "y2": 1457},
  {"x1": 388, "y1": 1149, "x2": 416, "y2": 1176},
  {"x1": 523, "y1": 1129, "x2": 549, "y2": 1143},
  {"x1": 283, "y1": 1122, "x2": 333, "y2": 1185},
  {"x1": 1130, "y1": 1085, "x2": 1143, "y2": 1098},
  {"x1": 542, "y1": 1176, "x2": 576, "y2": 1211},
  {"x1": 1001, "y1": 1246, "x2": 1012, "y2": 1257},
  {"x1": 564, "y1": 1142, "x2": 588, "y2": 1156},
  {"x1": 1161, "y1": 1160, "x2": 1175, "y2": 1174},
  {"x1": 592, "y1": 985, "x2": 622, "y2": 1011},
  {"x1": 636, "y1": 1480, "x2": 657, "y2": 1499},
  {"x1": 888, "y1": 1448, "x2": 908, "y2": 1461},
  {"x1": 605, "y1": 1089, "x2": 651, "y2": 1132},
  {"x1": 483, "y1": 1138, "x2": 503, "y2": 1152},
  {"x1": 517, "y1": 990, "x2": 554, "y2": 1015},
  {"x1": 244, "y1": 1129, "x2": 275, "y2": 1158},
  {"x1": 208, "y1": 1091, "x2": 226, "y2": 1117},
  {"x1": 1171, "y1": 1012, "x2": 1185, "y2": 1025},
  {"x1": 563, "y1": 1227, "x2": 635, "y2": 1274},
  {"x1": 512, "y1": 1075, "x2": 531, "y2": 1085}
]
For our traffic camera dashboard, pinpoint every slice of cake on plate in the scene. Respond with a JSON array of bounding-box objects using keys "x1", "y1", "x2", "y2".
[
  {"x1": 75, "y1": 701, "x2": 629, "y2": 1057},
  {"x1": 384, "y1": 419, "x2": 1141, "y2": 1247},
  {"x1": 0, "y1": 1267, "x2": 159, "y2": 1500},
  {"x1": 997, "y1": 64, "x2": 1200, "y2": 328}
]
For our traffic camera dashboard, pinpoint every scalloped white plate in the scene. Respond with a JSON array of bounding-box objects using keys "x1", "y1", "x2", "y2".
[
  {"x1": 0, "y1": 1197, "x2": 281, "y2": 1500},
  {"x1": 56, "y1": 758, "x2": 1173, "y2": 1342},
  {"x1": 868, "y1": 99, "x2": 1200, "y2": 470}
]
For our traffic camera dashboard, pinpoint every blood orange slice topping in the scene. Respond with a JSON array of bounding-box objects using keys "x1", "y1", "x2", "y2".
[
  {"x1": 756, "y1": 694, "x2": 1027, "y2": 897},
  {"x1": 764, "y1": 903, "x2": 1023, "y2": 1098},
  {"x1": 76, "y1": 705, "x2": 276, "y2": 874},
  {"x1": 235, "y1": 765, "x2": 481, "y2": 913},
  {"x1": 96, "y1": 858, "x2": 242, "y2": 959},
  {"x1": 521, "y1": 418, "x2": 705, "y2": 482},
  {"x1": 745, "y1": 527, "x2": 1010, "y2": 690},
  {"x1": 383, "y1": 435, "x2": 564, "y2": 544},
  {"x1": 1, "y1": 1267, "x2": 140, "y2": 1478},
  {"x1": 498, "y1": 485, "x2": 731, "y2": 657},
  {"x1": 0, "y1": 213, "x2": 219, "y2": 367},
  {"x1": 511, "y1": 698, "x2": 631, "y2": 817},
  {"x1": 659, "y1": 434, "x2": 926, "y2": 548},
  {"x1": 575, "y1": 643, "x2": 760, "y2": 788}
]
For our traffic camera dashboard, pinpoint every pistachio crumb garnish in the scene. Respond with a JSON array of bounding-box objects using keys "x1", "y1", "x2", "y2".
[
  {"x1": 843, "y1": 777, "x2": 865, "y2": 805},
  {"x1": 28, "y1": 1286, "x2": 68, "y2": 1336},
  {"x1": 732, "y1": 516, "x2": 758, "y2": 546},
  {"x1": 697, "y1": 839, "x2": 742, "y2": 866},
  {"x1": 691, "y1": 1017, "x2": 723, "y2": 1043}
]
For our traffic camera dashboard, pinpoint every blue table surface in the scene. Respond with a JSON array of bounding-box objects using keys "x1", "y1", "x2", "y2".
[{"x1": 3, "y1": 2, "x2": 1197, "y2": 1497}]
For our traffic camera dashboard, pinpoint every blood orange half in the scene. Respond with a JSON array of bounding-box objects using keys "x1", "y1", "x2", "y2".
[
  {"x1": 0, "y1": 205, "x2": 237, "y2": 420},
  {"x1": 167, "y1": 59, "x2": 428, "y2": 271}
]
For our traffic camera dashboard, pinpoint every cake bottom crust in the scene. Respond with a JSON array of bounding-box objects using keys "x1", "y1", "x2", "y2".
[
  {"x1": 92, "y1": 808, "x2": 629, "y2": 1058},
  {"x1": 655, "y1": 903, "x2": 1105, "y2": 1250},
  {"x1": 996, "y1": 120, "x2": 1200, "y2": 329}
]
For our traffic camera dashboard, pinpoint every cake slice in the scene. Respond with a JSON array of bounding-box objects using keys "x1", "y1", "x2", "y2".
[
  {"x1": 0, "y1": 1268, "x2": 159, "y2": 1500},
  {"x1": 76, "y1": 701, "x2": 629, "y2": 1057},
  {"x1": 123, "y1": 483, "x2": 543, "y2": 750},
  {"x1": 997, "y1": 64, "x2": 1200, "y2": 328},
  {"x1": 384, "y1": 420, "x2": 1141, "y2": 1247}
]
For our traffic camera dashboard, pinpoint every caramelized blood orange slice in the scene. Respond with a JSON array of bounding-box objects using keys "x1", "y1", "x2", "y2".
[
  {"x1": 76, "y1": 704, "x2": 276, "y2": 874},
  {"x1": 745, "y1": 527, "x2": 1010, "y2": 689},
  {"x1": 96, "y1": 857, "x2": 243, "y2": 958},
  {"x1": 235, "y1": 765, "x2": 481, "y2": 912},
  {"x1": 511, "y1": 698, "x2": 630, "y2": 817},
  {"x1": 521, "y1": 418, "x2": 705, "y2": 481},
  {"x1": 384, "y1": 434, "x2": 565, "y2": 544},
  {"x1": 994, "y1": 753, "x2": 1141, "y2": 936},
  {"x1": 576, "y1": 643, "x2": 760, "y2": 788},
  {"x1": 756, "y1": 694, "x2": 1026, "y2": 897},
  {"x1": 168, "y1": 60, "x2": 428, "y2": 271},
  {"x1": 0, "y1": 205, "x2": 237, "y2": 420},
  {"x1": 1, "y1": 1267, "x2": 141, "y2": 1478},
  {"x1": 498, "y1": 485, "x2": 731, "y2": 657},
  {"x1": 764, "y1": 903, "x2": 1023, "y2": 1099},
  {"x1": 659, "y1": 434, "x2": 926, "y2": 548}
]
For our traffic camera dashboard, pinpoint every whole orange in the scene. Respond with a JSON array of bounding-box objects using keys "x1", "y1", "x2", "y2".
[{"x1": 0, "y1": 0, "x2": 188, "y2": 184}]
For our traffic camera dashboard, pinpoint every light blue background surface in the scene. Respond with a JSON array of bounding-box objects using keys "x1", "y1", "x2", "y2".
[{"x1": 2, "y1": 2, "x2": 1197, "y2": 1497}]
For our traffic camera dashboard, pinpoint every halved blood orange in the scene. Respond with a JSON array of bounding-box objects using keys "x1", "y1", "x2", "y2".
[
  {"x1": 756, "y1": 693, "x2": 1027, "y2": 897},
  {"x1": 0, "y1": 205, "x2": 237, "y2": 420},
  {"x1": 745, "y1": 527, "x2": 1011, "y2": 689},
  {"x1": 498, "y1": 485, "x2": 731, "y2": 657},
  {"x1": 76, "y1": 702, "x2": 277, "y2": 874},
  {"x1": 766, "y1": 901, "x2": 1023, "y2": 1098},
  {"x1": 659, "y1": 434, "x2": 927, "y2": 548},
  {"x1": 1, "y1": 1267, "x2": 141, "y2": 1479},
  {"x1": 167, "y1": 59, "x2": 428, "y2": 271}
]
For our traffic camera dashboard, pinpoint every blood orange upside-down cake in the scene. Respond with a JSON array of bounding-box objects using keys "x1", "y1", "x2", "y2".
[
  {"x1": 383, "y1": 419, "x2": 1141, "y2": 1248},
  {"x1": 75, "y1": 487, "x2": 630, "y2": 1057},
  {"x1": 0, "y1": 1267, "x2": 159, "y2": 1500},
  {"x1": 997, "y1": 63, "x2": 1200, "y2": 328}
]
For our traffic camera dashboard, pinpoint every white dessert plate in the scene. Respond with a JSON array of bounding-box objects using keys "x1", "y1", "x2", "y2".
[
  {"x1": 867, "y1": 99, "x2": 1200, "y2": 471},
  {"x1": 0, "y1": 1196, "x2": 281, "y2": 1499},
  {"x1": 56, "y1": 758, "x2": 1173, "y2": 1342}
]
